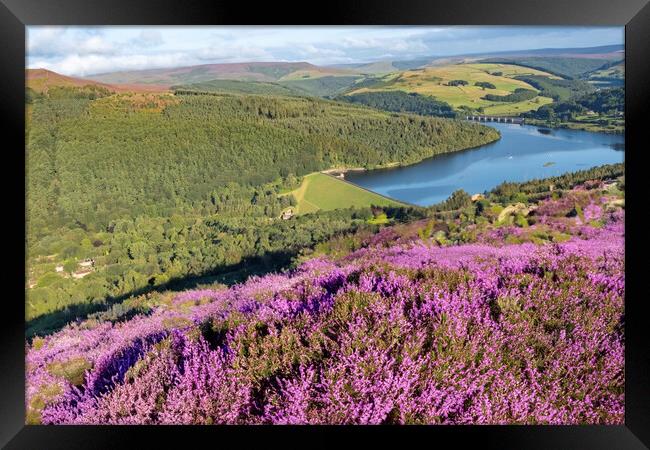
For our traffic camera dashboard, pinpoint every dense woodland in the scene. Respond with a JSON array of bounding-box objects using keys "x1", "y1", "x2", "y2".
[
  {"x1": 482, "y1": 88, "x2": 538, "y2": 103},
  {"x1": 26, "y1": 86, "x2": 498, "y2": 335},
  {"x1": 335, "y1": 91, "x2": 457, "y2": 118},
  {"x1": 523, "y1": 87, "x2": 624, "y2": 122},
  {"x1": 488, "y1": 163, "x2": 623, "y2": 203},
  {"x1": 512, "y1": 75, "x2": 593, "y2": 102}
]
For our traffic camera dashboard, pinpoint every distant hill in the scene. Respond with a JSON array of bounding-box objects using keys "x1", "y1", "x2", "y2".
[
  {"x1": 473, "y1": 44, "x2": 623, "y2": 59},
  {"x1": 280, "y1": 75, "x2": 364, "y2": 97},
  {"x1": 349, "y1": 61, "x2": 400, "y2": 74},
  {"x1": 583, "y1": 59, "x2": 625, "y2": 87},
  {"x1": 477, "y1": 57, "x2": 617, "y2": 79},
  {"x1": 71, "y1": 44, "x2": 623, "y2": 89},
  {"x1": 330, "y1": 59, "x2": 431, "y2": 74},
  {"x1": 27, "y1": 68, "x2": 168, "y2": 93},
  {"x1": 329, "y1": 45, "x2": 623, "y2": 76},
  {"x1": 172, "y1": 75, "x2": 366, "y2": 98},
  {"x1": 27, "y1": 68, "x2": 117, "y2": 93},
  {"x1": 87, "y1": 62, "x2": 355, "y2": 85},
  {"x1": 172, "y1": 79, "x2": 302, "y2": 96},
  {"x1": 344, "y1": 63, "x2": 557, "y2": 116}
]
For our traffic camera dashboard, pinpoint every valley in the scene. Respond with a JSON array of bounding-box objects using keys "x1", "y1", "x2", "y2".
[
  {"x1": 24, "y1": 27, "x2": 626, "y2": 426},
  {"x1": 24, "y1": 44, "x2": 625, "y2": 335}
]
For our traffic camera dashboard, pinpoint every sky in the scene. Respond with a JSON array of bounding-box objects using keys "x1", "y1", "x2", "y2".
[{"x1": 27, "y1": 26, "x2": 624, "y2": 77}]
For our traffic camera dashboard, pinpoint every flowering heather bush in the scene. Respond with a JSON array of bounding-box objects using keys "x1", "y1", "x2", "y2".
[{"x1": 26, "y1": 189, "x2": 625, "y2": 425}]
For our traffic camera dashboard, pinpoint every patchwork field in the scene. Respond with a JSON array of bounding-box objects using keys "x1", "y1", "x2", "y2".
[
  {"x1": 287, "y1": 172, "x2": 405, "y2": 214},
  {"x1": 347, "y1": 63, "x2": 557, "y2": 115}
]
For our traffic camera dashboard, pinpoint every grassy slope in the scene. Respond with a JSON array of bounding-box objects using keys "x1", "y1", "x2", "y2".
[
  {"x1": 347, "y1": 63, "x2": 556, "y2": 115},
  {"x1": 289, "y1": 173, "x2": 405, "y2": 214}
]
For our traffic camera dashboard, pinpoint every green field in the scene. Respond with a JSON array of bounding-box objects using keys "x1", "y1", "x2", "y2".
[
  {"x1": 287, "y1": 173, "x2": 405, "y2": 214},
  {"x1": 347, "y1": 63, "x2": 556, "y2": 115}
]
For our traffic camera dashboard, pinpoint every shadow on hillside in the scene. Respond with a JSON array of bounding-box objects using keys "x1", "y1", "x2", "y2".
[{"x1": 26, "y1": 250, "x2": 297, "y2": 339}]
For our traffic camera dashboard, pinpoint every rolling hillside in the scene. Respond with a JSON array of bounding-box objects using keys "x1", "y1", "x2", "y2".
[
  {"x1": 27, "y1": 69, "x2": 168, "y2": 93},
  {"x1": 346, "y1": 63, "x2": 556, "y2": 115},
  {"x1": 87, "y1": 62, "x2": 357, "y2": 85}
]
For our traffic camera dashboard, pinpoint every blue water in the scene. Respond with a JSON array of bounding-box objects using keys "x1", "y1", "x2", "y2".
[{"x1": 345, "y1": 123, "x2": 625, "y2": 206}]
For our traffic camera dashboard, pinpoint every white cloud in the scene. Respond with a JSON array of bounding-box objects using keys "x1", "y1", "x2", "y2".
[
  {"x1": 131, "y1": 30, "x2": 164, "y2": 48},
  {"x1": 26, "y1": 26, "x2": 624, "y2": 77},
  {"x1": 78, "y1": 36, "x2": 115, "y2": 54},
  {"x1": 196, "y1": 44, "x2": 273, "y2": 62},
  {"x1": 31, "y1": 53, "x2": 194, "y2": 77}
]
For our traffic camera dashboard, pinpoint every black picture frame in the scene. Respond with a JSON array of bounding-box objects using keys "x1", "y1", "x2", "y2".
[{"x1": 2, "y1": 0, "x2": 648, "y2": 448}]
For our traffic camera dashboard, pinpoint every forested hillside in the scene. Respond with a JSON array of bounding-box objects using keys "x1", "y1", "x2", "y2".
[
  {"x1": 522, "y1": 87, "x2": 624, "y2": 126},
  {"x1": 512, "y1": 75, "x2": 593, "y2": 101},
  {"x1": 336, "y1": 91, "x2": 457, "y2": 118},
  {"x1": 26, "y1": 86, "x2": 498, "y2": 335}
]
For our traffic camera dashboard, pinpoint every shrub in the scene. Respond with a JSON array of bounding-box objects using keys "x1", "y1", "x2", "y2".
[{"x1": 475, "y1": 81, "x2": 496, "y2": 89}]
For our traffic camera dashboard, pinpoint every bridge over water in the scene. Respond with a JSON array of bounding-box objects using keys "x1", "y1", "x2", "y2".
[{"x1": 466, "y1": 115, "x2": 525, "y2": 124}]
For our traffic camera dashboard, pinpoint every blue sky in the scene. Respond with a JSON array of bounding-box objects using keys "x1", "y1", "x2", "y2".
[{"x1": 27, "y1": 26, "x2": 624, "y2": 77}]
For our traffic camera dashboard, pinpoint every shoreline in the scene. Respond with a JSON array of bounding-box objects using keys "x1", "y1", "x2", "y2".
[
  {"x1": 319, "y1": 123, "x2": 621, "y2": 208},
  {"x1": 523, "y1": 118, "x2": 624, "y2": 135},
  {"x1": 321, "y1": 128, "x2": 503, "y2": 178}
]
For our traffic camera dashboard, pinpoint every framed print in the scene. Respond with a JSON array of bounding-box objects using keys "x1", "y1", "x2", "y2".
[{"x1": 1, "y1": 0, "x2": 649, "y2": 448}]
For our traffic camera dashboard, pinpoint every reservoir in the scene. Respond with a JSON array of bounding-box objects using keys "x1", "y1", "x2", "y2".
[{"x1": 345, "y1": 122, "x2": 625, "y2": 206}]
